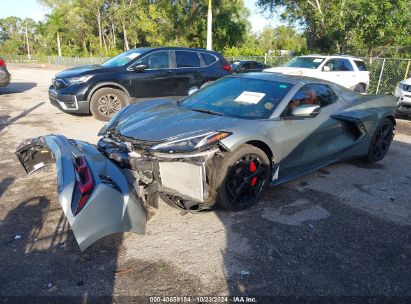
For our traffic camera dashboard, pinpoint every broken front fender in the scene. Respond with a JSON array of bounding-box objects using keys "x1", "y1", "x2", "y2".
[{"x1": 15, "y1": 135, "x2": 146, "y2": 251}]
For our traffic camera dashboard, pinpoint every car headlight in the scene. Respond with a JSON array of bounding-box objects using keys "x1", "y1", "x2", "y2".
[
  {"x1": 150, "y1": 131, "x2": 232, "y2": 153},
  {"x1": 63, "y1": 75, "x2": 93, "y2": 86}
]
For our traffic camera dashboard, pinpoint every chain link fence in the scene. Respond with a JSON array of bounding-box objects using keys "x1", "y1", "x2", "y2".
[
  {"x1": 4, "y1": 54, "x2": 410, "y2": 95},
  {"x1": 229, "y1": 55, "x2": 411, "y2": 95}
]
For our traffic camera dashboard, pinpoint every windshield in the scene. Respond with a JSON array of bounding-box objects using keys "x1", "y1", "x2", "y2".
[
  {"x1": 101, "y1": 49, "x2": 147, "y2": 68},
  {"x1": 284, "y1": 57, "x2": 325, "y2": 69},
  {"x1": 180, "y1": 77, "x2": 293, "y2": 119}
]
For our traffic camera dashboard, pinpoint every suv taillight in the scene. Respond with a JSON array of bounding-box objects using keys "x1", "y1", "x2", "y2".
[
  {"x1": 72, "y1": 156, "x2": 94, "y2": 215},
  {"x1": 0, "y1": 59, "x2": 5, "y2": 67}
]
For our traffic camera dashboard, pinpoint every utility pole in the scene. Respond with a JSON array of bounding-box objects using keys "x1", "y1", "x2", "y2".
[
  {"x1": 206, "y1": 0, "x2": 212, "y2": 50},
  {"x1": 25, "y1": 20, "x2": 31, "y2": 57}
]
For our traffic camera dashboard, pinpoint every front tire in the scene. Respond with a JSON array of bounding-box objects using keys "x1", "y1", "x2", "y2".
[
  {"x1": 90, "y1": 87, "x2": 127, "y2": 121},
  {"x1": 366, "y1": 118, "x2": 394, "y2": 162},
  {"x1": 216, "y1": 145, "x2": 271, "y2": 211}
]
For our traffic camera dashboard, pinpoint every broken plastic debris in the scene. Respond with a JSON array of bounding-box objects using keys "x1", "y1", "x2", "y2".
[{"x1": 14, "y1": 235, "x2": 22, "y2": 240}]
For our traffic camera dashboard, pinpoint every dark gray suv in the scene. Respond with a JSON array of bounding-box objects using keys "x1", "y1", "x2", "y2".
[{"x1": 49, "y1": 47, "x2": 232, "y2": 121}]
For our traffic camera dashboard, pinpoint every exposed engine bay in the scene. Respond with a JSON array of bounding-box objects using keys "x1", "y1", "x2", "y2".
[{"x1": 97, "y1": 132, "x2": 229, "y2": 211}]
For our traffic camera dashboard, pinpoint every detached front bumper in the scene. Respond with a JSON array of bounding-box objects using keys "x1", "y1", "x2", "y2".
[{"x1": 16, "y1": 135, "x2": 146, "y2": 251}]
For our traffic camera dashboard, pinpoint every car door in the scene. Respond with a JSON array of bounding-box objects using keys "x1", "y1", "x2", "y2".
[
  {"x1": 278, "y1": 83, "x2": 348, "y2": 180},
  {"x1": 129, "y1": 50, "x2": 176, "y2": 99},
  {"x1": 172, "y1": 50, "x2": 203, "y2": 96},
  {"x1": 321, "y1": 58, "x2": 357, "y2": 89}
]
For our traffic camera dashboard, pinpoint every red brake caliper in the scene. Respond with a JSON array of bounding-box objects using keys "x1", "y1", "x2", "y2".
[{"x1": 249, "y1": 161, "x2": 257, "y2": 187}]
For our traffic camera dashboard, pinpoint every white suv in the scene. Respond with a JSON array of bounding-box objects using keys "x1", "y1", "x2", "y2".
[
  {"x1": 265, "y1": 55, "x2": 370, "y2": 92},
  {"x1": 394, "y1": 78, "x2": 411, "y2": 116}
]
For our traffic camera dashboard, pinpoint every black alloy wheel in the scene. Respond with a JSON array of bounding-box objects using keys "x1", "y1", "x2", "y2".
[
  {"x1": 367, "y1": 118, "x2": 394, "y2": 162},
  {"x1": 225, "y1": 153, "x2": 268, "y2": 210}
]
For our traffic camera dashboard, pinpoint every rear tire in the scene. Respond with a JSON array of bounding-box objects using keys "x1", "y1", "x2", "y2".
[
  {"x1": 215, "y1": 144, "x2": 270, "y2": 211},
  {"x1": 90, "y1": 87, "x2": 128, "y2": 121},
  {"x1": 365, "y1": 118, "x2": 394, "y2": 162},
  {"x1": 354, "y1": 83, "x2": 366, "y2": 93}
]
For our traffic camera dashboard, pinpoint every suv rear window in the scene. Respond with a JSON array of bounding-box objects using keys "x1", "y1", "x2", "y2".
[
  {"x1": 354, "y1": 60, "x2": 368, "y2": 71},
  {"x1": 201, "y1": 53, "x2": 217, "y2": 66},
  {"x1": 323, "y1": 59, "x2": 354, "y2": 71},
  {"x1": 175, "y1": 51, "x2": 201, "y2": 68}
]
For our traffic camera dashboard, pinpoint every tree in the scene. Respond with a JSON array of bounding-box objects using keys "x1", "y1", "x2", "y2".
[
  {"x1": 256, "y1": 0, "x2": 411, "y2": 55},
  {"x1": 0, "y1": 0, "x2": 249, "y2": 56},
  {"x1": 257, "y1": 25, "x2": 305, "y2": 53}
]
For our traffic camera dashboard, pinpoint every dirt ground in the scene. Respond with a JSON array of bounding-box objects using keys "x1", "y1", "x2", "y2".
[{"x1": 0, "y1": 65, "x2": 410, "y2": 302}]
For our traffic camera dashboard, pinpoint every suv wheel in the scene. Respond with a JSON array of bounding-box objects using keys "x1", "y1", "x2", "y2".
[{"x1": 90, "y1": 87, "x2": 127, "y2": 121}]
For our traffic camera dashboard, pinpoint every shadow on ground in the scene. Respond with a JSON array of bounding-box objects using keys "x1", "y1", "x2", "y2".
[
  {"x1": 0, "y1": 102, "x2": 44, "y2": 133},
  {"x1": 0, "y1": 82, "x2": 37, "y2": 95},
  {"x1": 0, "y1": 174, "x2": 122, "y2": 302},
  {"x1": 217, "y1": 183, "x2": 410, "y2": 298}
]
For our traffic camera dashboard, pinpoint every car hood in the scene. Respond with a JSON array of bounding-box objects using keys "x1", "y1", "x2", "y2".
[
  {"x1": 264, "y1": 66, "x2": 309, "y2": 76},
  {"x1": 106, "y1": 99, "x2": 241, "y2": 141},
  {"x1": 55, "y1": 65, "x2": 115, "y2": 79}
]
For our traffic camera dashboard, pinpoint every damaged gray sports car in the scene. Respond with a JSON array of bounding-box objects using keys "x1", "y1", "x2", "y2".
[{"x1": 16, "y1": 73, "x2": 396, "y2": 251}]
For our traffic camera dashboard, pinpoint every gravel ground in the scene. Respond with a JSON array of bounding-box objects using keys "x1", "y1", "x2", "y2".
[{"x1": 0, "y1": 65, "x2": 410, "y2": 302}]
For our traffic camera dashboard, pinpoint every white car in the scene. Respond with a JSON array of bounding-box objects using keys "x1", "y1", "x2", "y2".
[
  {"x1": 395, "y1": 78, "x2": 411, "y2": 116},
  {"x1": 264, "y1": 55, "x2": 370, "y2": 92}
]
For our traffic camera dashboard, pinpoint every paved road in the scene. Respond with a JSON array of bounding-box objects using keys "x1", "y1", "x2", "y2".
[{"x1": 0, "y1": 65, "x2": 410, "y2": 301}]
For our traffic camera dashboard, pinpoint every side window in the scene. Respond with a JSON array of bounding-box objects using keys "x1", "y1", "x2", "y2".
[
  {"x1": 138, "y1": 51, "x2": 170, "y2": 69},
  {"x1": 284, "y1": 84, "x2": 338, "y2": 116},
  {"x1": 175, "y1": 50, "x2": 201, "y2": 68},
  {"x1": 201, "y1": 53, "x2": 217, "y2": 66},
  {"x1": 254, "y1": 62, "x2": 263, "y2": 69},
  {"x1": 323, "y1": 59, "x2": 354, "y2": 71},
  {"x1": 354, "y1": 60, "x2": 368, "y2": 71},
  {"x1": 241, "y1": 62, "x2": 253, "y2": 70},
  {"x1": 313, "y1": 84, "x2": 339, "y2": 106}
]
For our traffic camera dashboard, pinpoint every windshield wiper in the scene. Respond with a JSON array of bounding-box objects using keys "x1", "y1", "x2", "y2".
[{"x1": 189, "y1": 108, "x2": 224, "y2": 116}]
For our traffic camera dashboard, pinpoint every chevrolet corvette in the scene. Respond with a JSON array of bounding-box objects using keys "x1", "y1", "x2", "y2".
[{"x1": 16, "y1": 73, "x2": 396, "y2": 251}]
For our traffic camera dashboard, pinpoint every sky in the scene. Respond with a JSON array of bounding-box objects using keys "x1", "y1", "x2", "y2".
[{"x1": 0, "y1": 0, "x2": 282, "y2": 33}]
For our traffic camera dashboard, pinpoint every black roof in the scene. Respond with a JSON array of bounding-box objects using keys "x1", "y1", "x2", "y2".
[{"x1": 131, "y1": 46, "x2": 221, "y2": 55}]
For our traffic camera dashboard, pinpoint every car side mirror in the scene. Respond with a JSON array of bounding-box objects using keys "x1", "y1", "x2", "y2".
[
  {"x1": 323, "y1": 66, "x2": 330, "y2": 72},
  {"x1": 291, "y1": 104, "x2": 321, "y2": 118},
  {"x1": 134, "y1": 64, "x2": 148, "y2": 72}
]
